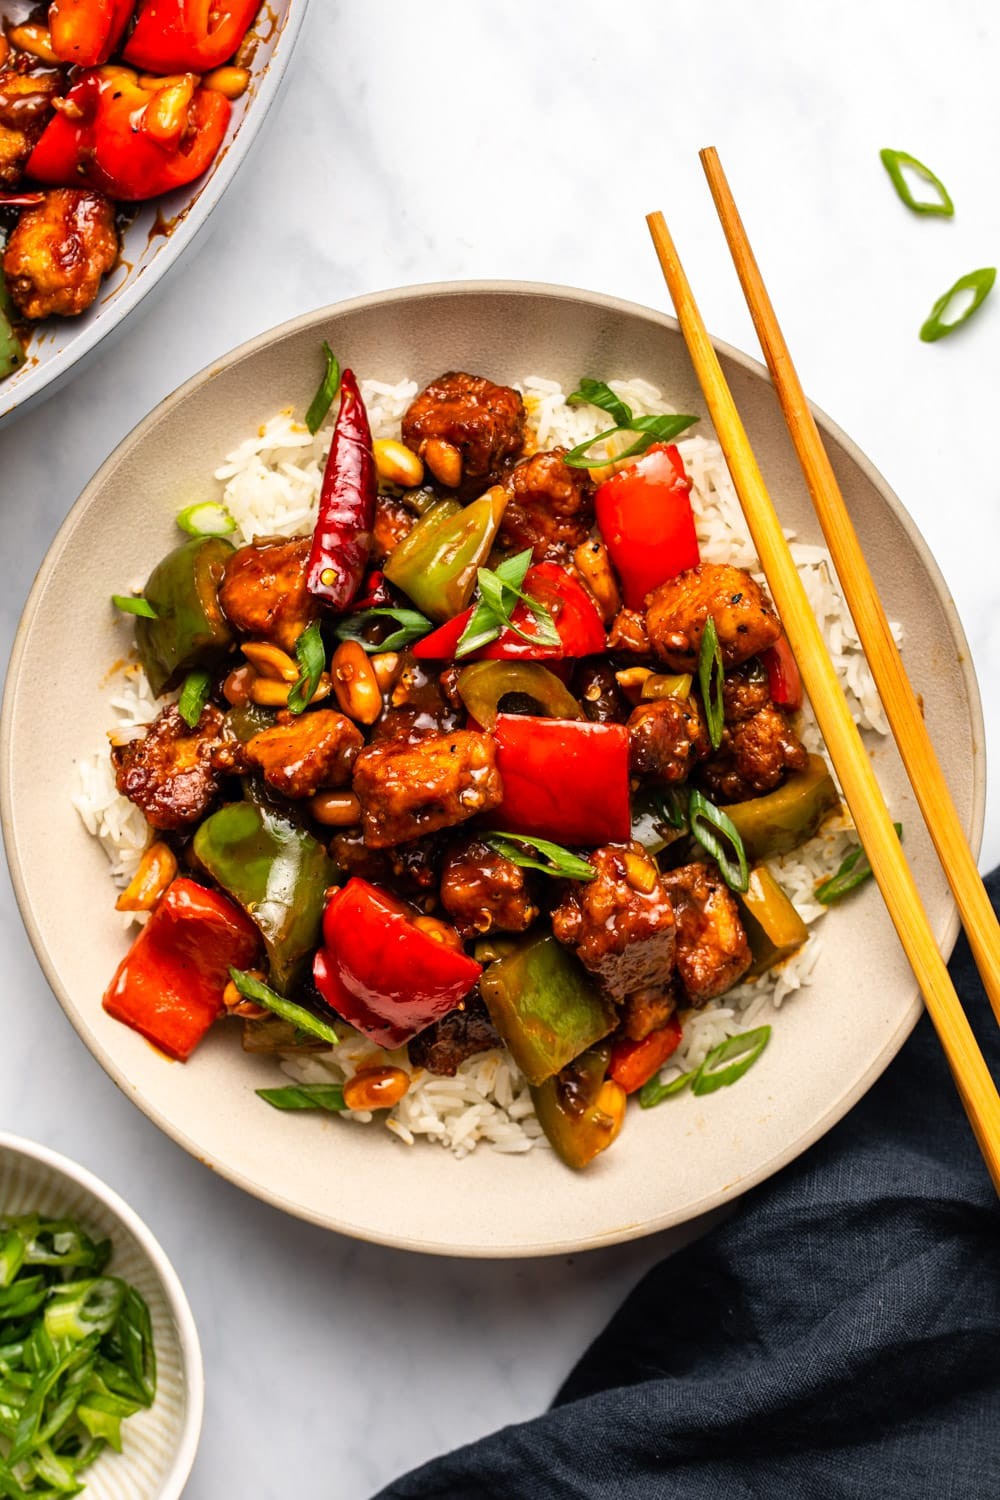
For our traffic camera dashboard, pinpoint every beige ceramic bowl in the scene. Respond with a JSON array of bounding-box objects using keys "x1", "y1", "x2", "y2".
[
  {"x1": 0, "y1": 283, "x2": 985, "y2": 1256},
  {"x1": 0, "y1": 1133, "x2": 203, "y2": 1497}
]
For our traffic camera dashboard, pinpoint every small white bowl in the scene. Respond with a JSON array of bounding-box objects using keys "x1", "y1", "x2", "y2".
[{"x1": 0, "y1": 1133, "x2": 203, "y2": 1499}]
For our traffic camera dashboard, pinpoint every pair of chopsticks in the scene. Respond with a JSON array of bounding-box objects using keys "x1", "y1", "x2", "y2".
[{"x1": 646, "y1": 149, "x2": 1000, "y2": 1193}]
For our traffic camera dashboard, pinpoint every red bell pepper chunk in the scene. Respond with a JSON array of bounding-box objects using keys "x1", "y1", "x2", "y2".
[
  {"x1": 412, "y1": 563, "x2": 605, "y2": 661},
  {"x1": 306, "y1": 369, "x2": 376, "y2": 610},
  {"x1": 312, "y1": 878, "x2": 481, "y2": 1050},
  {"x1": 103, "y1": 877, "x2": 261, "y2": 1062},
  {"x1": 760, "y1": 635, "x2": 802, "y2": 710},
  {"x1": 595, "y1": 443, "x2": 699, "y2": 609},
  {"x1": 27, "y1": 67, "x2": 232, "y2": 202},
  {"x1": 48, "y1": 0, "x2": 136, "y2": 66},
  {"x1": 492, "y1": 714, "x2": 631, "y2": 846},
  {"x1": 124, "y1": 0, "x2": 259, "y2": 73},
  {"x1": 351, "y1": 569, "x2": 393, "y2": 612},
  {"x1": 609, "y1": 1015, "x2": 683, "y2": 1095}
]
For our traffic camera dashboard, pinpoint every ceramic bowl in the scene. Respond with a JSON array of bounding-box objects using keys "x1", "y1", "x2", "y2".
[
  {"x1": 0, "y1": 1132, "x2": 203, "y2": 1497},
  {"x1": 0, "y1": 0, "x2": 309, "y2": 427},
  {"x1": 0, "y1": 282, "x2": 985, "y2": 1256}
]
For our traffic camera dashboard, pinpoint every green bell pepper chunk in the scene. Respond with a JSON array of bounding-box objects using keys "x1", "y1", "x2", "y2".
[
  {"x1": 456, "y1": 661, "x2": 584, "y2": 729},
  {"x1": 135, "y1": 536, "x2": 235, "y2": 696},
  {"x1": 480, "y1": 933, "x2": 616, "y2": 1086},
  {"x1": 530, "y1": 1044, "x2": 619, "y2": 1169},
  {"x1": 384, "y1": 489, "x2": 507, "y2": 621},
  {"x1": 0, "y1": 275, "x2": 25, "y2": 382},
  {"x1": 193, "y1": 800, "x2": 338, "y2": 994},
  {"x1": 738, "y1": 864, "x2": 809, "y2": 978},
  {"x1": 225, "y1": 702, "x2": 275, "y2": 743},
  {"x1": 724, "y1": 755, "x2": 841, "y2": 862}
]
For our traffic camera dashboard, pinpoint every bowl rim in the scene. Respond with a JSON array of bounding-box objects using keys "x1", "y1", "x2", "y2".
[
  {"x1": 0, "y1": 0, "x2": 311, "y2": 423},
  {"x1": 0, "y1": 1130, "x2": 204, "y2": 1495},
  {"x1": 0, "y1": 280, "x2": 986, "y2": 1255}
]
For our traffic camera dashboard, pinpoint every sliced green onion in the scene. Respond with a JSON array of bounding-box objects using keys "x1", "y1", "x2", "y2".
[
  {"x1": 286, "y1": 620, "x2": 326, "y2": 716},
  {"x1": 305, "y1": 341, "x2": 341, "y2": 434},
  {"x1": 111, "y1": 594, "x2": 157, "y2": 619},
  {"x1": 566, "y1": 377, "x2": 633, "y2": 427},
  {"x1": 228, "y1": 968, "x2": 339, "y2": 1046},
  {"x1": 879, "y1": 148, "x2": 954, "y2": 217},
  {"x1": 638, "y1": 1068, "x2": 696, "y2": 1109},
  {"x1": 920, "y1": 268, "x2": 995, "y2": 342},
  {"x1": 456, "y1": 549, "x2": 560, "y2": 658},
  {"x1": 688, "y1": 788, "x2": 750, "y2": 893},
  {"x1": 256, "y1": 1083, "x2": 347, "y2": 1112},
  {"x1": 697, "y1": 615, "x2": 724, "y2": 750},
  {"x1": 481, "y1": 832, "x2": 596, "y2": 882},
  {"x1": 175, "y1": 500, "x2": 236, "y2": 537},
  {"x1": 691, "y1": 1026, "x2": 771, "y2": 1095},
  {"x1": 44, "y1": 1278, "x2": 125, "y2": 1344},
  {"x1": 654, "y1": 786, "x2": 690, "y2": 831},
  {"x1": 178, "y1": 668, "x2": 212, "y2": 729},
  {"x1": 334, "y1": 606, "x2": 433, "y2": 654},
  {"x1": 563, "y1": 413, "x2": 699, "y2": 470},
  {"x1": 815, "y1": 822, "x2": 903, "y2": 904}
]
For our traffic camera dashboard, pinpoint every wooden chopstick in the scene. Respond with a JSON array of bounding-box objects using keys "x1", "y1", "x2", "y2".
[
  {"x1": 699, "y1": 144, "x2": 1000, "y2": 1030},
  {"x1": 646, "y1": 208, "x2": 1000, "y2": 1194}
]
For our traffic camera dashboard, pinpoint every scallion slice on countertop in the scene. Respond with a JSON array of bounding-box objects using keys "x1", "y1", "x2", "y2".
[
  {"x1": 697, "y1": 615, "x2": 724, "y2": 749},
  {"x1": 257, "y1": 1083, "x2": 347, "y2": 1112},
  {"x1": 177, "y1": 667, "x2": 212, "y2": 729},
  {"x1": 482, "y1": 832, "x2": 597, "y2": 882},
  {"x1": 305, "y1": 341, "x2": 341, "y2": 434},
  {"x1": 879, "y1": 148, "x2": 954, "y2": 217},
  {"x1": 111, "y1": 593, "x2": 157, "y2": 618},
  {"x1": 335, "y1": 606, "x2": 432, "y2": 654},
  {"x1": 919, "y1": 268, "x2": 996, "y2": 342},
  {"x1": 287, "y1": 620, "x2": 326, "y2": 715},
  {"x1": 175, "y1": 500, "x2": 236, "y2": 536},
  {"x1": 688, "y1": 788, "x2": 750, "y2": 893},
  {"x1": 228, "y1": 968, "x2": 339, "y2": 1046},
  {"x1": 815, "y1": 823, "x2": 903, "y2": 904}
]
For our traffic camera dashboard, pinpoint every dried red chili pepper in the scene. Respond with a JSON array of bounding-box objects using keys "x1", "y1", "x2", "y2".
[{"x1": 306, "y1": 369, "x2": 377, "y2": 611}]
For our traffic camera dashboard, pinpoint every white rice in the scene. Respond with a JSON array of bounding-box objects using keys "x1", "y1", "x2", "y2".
[{"x1": 76, "y1": 373, "x2": 896, "y2": 1156}]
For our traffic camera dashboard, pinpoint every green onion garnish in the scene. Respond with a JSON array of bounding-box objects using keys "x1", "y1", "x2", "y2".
[
  {"x1": 481, "y1": 832, "x2": 596, "y2": 882},
  {"x1": 256, "y1": 1083, "x2": 347, "y2": 1112},
  {"x1": 815, "y1": 823, "x2": 903, "y2": 904},
  {"x1": 456, "y1": 549, "x2": 560, "y2": 658},
  {"x1": 879, "y1": 148, "x2": 954, "y2": 217},
  {"x1": 175, "y1": 500, "x2": 236, "y2": 537},
  {"x1": 334, "y1": 606, "x2": 433, "y2": 654},
  {"x1": 919, "y1": 268, "x2": 996, "y2": 342},
  {"x1": 652, "y1": 786, "x2": 690, "y2": 831},
  {"x1": 697, "y1": 615, "x2": 724, "y2": 750},
  {"x1": 563, "y1": 378, "x2": 699, "y2": 470},
  {"x1": 228, "y1": 968, "x2": 339, "y2": 1046},
  {"x1": 687, "y1": 788, "x2": 750, "y2": 893},
  {"x1": 305, "y1": 341, "x2": 341, "y2": 434},
  {"x1": 111, "y1": 594, "x2": 156, "y2": 619},
  {"x1": 639, "y1": 1025, "x2": 771, "y2": 1107},
  {"x1": 286, "y1": 620, "x2": 326, "y2": 716},
  {"x1": 177, "y1": 668, "x2": 212, "y2": 729}
]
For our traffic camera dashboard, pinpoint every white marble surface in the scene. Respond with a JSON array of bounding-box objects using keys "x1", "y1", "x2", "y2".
[{"x1": 1, "y1": 3, "x2": 998, "y2": 1496}]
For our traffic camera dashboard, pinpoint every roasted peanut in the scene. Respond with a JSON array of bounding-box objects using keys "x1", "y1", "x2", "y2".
[
  {"x1": 115, "y1": 841, "x2": 178, "y2": 913},
  {"x1": 143, "y1": 75, "x2": 197, "y2": 143},
  {"x1": 370, "y1": 651, "x2": 402, "y2": 693},
  {"x1": 331, "y1": 639, "x2": 381, "y2": 725},
  {"x1": 8, "y1": 23, "x2": 58, "y2": 63},
  {"x1": 411, "y1": 914, "x2": 465, "y2": 953},
  {"x1": 249, "y1": 672, "x2": 331, "y2": 708},
  {"x1": 308, "y1": 790, "x2": 362, "y2": 827},
  {"x1": 343, "y1": 1066, "x2": 410, "y2": 1112},
  {"x1": 573, "y1": 538, "x2": 621, "y2": 624},
  {"x1": 421, "y1": 438, "x2": 462, "y2": 488},
  {"x1": 373, "y1": 438, "x2": 424, "y2": 489},
  {"x1": 241, "y1": 640, "x2": 299, "y2": 682},
  {"x1": 201, "y1": 65, "x2": 251, "y2": 99},
  {"x1": 223, "y1": 664, "x2": 256, "y2": 705},
  {"x1": 223, "y1": 972, "x2": 269, "y2": 1020}
]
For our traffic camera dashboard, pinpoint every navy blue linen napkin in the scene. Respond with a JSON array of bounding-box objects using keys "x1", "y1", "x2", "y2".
[{"x1": 377, "y1": 870, "x2": 1000, "y2": 1499}]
